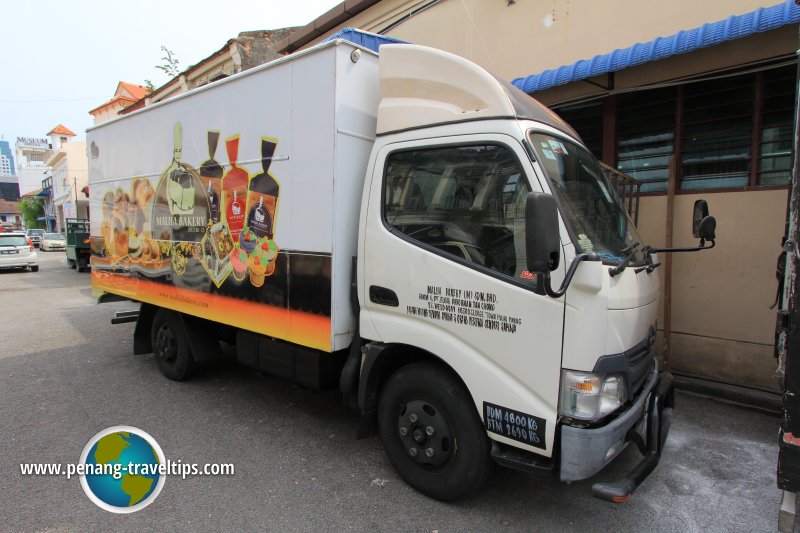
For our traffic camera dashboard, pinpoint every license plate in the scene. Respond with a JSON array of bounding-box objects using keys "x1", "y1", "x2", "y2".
[{"x1": 1, "y1": 250, "x2": 19, "y2": 255}]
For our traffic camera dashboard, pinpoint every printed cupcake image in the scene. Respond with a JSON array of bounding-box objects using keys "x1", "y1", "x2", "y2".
[
  {"x1": 240, "y1": 226, "x2": 257, "y2": 254},
  {"x1": 248, "y1": 253, "x2": 268, "y2": 287},
  {"x1": 262, "y1": 240, "x2": 279, "y2": 276},
  {"x1": 231, "y1": 247, "x2": 248, "y2": 281},
  {"x1": 248, "y1": 238, "x2": 279, "y2": 287}
]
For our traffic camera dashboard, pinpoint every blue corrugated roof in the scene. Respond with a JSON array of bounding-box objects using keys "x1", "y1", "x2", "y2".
[
  {"x1": 512, "y1": 1, "x2": 800, "y2": 94},
  {"x1": 325, "y1": 28, "x2": 408, "y2": 53},
  {"x1": 325, "y1": 28, "x2": 407, "y2": 53}
]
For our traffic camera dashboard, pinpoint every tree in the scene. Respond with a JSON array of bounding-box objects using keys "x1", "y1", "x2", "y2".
[
  {"x1": 155, "y1": 46, "x2": 180, "y2": 78},
  {"x1": 19, "y1": 198, "x2": 44, "y2": 229},
  {"x1": 143, "y1": 46, "x2": 180, "y2": 91}
]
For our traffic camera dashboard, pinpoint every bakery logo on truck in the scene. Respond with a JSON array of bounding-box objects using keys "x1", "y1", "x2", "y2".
[
  {"x1": 93, "y1": 122, "x2": 282, "y2": 290},
  {"x1": 152, "y1": 122, "x2": 210, "y2": 240}
]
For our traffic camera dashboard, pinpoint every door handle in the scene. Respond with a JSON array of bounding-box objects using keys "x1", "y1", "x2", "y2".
[{"x1": 369, "y1": 285, "x2": 399, "y2": 307}]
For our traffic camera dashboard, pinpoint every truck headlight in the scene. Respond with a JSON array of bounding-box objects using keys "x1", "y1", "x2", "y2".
[{"x1": 560, "y1": 370, "x2": 627, "y2": 420}]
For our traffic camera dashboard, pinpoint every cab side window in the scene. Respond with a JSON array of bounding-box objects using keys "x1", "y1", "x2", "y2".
[{"x1": 384, "y1": 144, "x2": 534, "y2": 284}]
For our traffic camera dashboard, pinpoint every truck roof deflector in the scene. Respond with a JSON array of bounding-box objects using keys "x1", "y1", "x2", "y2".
[{"x1": 377, "y1": 44, "x2": 579, "y2": 138}]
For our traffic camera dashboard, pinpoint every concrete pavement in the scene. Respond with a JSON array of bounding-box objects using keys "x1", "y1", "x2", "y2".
[{"x1": 0, "y1": 252, "x2": 786, "y2": 532}]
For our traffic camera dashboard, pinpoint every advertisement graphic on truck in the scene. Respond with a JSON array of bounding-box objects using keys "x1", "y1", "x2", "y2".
[
  {"x1": 89, "y1": 33, "x2": 717, "y2": 503},
  {"x1": 91, "y1": 120, "x2": 330, "y2": 351}
]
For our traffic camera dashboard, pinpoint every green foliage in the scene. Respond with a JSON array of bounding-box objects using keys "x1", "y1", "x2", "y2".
[
  {"x1": 19, "y1": 198, "x2": 44, "y2": 229},
  {"x1": 144, "y1": 46, "x2": 180, "y2": 90},
  {"x1": 155, "y1": 46, "x2": 180, "y2": 78}
]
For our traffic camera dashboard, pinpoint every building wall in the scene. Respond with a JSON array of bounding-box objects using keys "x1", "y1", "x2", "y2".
[
  {"x1": 92, "y1": 101, "x2": 129, "y2": 125},
  {"x1": 50, "y1": 142, "x2": 88, "y2": 231},
  {"x1": 637, "y1": 190, "x2": 787, "y2": 388},
  {"x1": 146, "y1": 29, "x2": 295, "y2": 106},
  {"x1": 15, "y1": 138, "x2": 53, "y2": 196},
  {"x1": 305, "y1": 0, "x2": 779, "y2": 81}
]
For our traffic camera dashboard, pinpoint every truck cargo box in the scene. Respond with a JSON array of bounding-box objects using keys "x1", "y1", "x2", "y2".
[{"x1": 88, "y1": 40, "x2": 381, "y2": 352}]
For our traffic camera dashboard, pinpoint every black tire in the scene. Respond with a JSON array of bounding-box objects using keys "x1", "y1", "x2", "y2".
[
  {"x1": 150, "y1": 309, "x2": 195, "y2": 381},
  {"x1": 30, "y1": 265, "x2": 39, "y2": 272},
  {"x1": 378, "y1": 361, "x2": 493, "y2": 501},
  {"x1": 67, "y1": 258, "x2": 76, "y2": 269}
]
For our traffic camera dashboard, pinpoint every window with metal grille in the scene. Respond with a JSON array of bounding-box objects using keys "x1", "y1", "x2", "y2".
[
  {"x1": 554, "y1": 101, "x2": 603, "y2": 160},
  {"x1": 760, "y1": 65, "x2": 795, "y2": 186},
  {"x1": 680, "y1": 74, "x2": 755, "y2": 190},
  {"x1": 616, "y1": 87, "x2": 677, "y2": 193}
]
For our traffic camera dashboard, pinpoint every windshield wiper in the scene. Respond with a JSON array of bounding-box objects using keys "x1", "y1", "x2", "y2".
[{"x1": 608, "y1": 242, "x2": 640, "y2": 277}]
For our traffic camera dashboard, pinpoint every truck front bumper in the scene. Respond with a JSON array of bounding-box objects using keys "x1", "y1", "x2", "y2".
[{"x1": 560, "y1": 364, "x2": 674, "y2": 502}]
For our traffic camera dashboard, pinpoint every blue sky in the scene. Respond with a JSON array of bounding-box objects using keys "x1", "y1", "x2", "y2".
[{"x1": 0, "y1": 0, "x2": 342, "y2": 142}]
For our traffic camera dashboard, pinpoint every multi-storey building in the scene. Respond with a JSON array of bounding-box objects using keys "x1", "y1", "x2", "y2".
[
  {"x1": 15, "y1": 136, "x2": 53, "y2": 196},
  {"x1": 0, "y1": 140, "x2": 14, "y2": 177},
  {"x1": 44, "y1": 125, "x2": 88, "y2": 232},
  {"x1": 36, "y1": 174, "x2": 56, "y2": 232},
  {"x1": 0, "y1": 140, "x2": 20, "y2": 201}
]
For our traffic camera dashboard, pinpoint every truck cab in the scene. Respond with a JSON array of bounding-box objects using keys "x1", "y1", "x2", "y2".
[{"x1": 353, "y1": 44, "x2": 697, "y2": 502}]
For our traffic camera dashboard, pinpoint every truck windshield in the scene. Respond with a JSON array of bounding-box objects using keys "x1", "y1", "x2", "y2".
[{"x1": 528, "y1": 132, "x2": 644, "y2": 263}]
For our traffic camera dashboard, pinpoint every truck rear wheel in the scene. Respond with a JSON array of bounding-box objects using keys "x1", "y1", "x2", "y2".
[
  {"x1": 151, "y1": 309, "x2": 195, "y2": 381},
  {"x1": 378, "y1": 361, "x2": 492, "y2": 501}
]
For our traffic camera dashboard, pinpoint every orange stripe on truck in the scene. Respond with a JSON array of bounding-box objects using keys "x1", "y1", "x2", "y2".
[{"x1": 92, "y1": 270, "x2": 331, "y2": 352}]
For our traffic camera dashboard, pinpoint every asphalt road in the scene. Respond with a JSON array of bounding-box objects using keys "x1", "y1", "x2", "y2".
[{"x1": 0, "y1": 251, "x2": 786, "y2": 532}]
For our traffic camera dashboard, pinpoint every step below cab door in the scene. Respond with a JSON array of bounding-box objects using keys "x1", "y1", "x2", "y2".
[{"x1": 360, "y1": 133, "x2": 566, "y2": 457}]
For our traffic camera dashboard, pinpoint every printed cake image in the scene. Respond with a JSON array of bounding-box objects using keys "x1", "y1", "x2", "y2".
[{"x1": 200, "y1": 220, "x2": 234, "y2": 287}]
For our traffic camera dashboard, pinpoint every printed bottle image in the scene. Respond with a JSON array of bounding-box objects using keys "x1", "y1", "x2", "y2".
[
  {"x1": 227, "y1": 189, "x2": 245, "y2": 239},
  {"x1": 166, "y1": 123, "x2": 195, "y2": 216},
  {"x1": 207, "y1": 182, "x2": 220, "y2": 224},
  {"x1": 247, "y1": 139, "x2": 280, "y2": 240},
  {"x1": 199, "y1": 130, "x2": 223, "y2": 224},
  {"x1": 221, "y1": 135, "x2": 249, "y2": 243}
]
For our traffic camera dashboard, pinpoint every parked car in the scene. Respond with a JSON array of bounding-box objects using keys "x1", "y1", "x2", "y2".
[
  {"x1": 41, "y1": 233, "x2": 66, "y2": 251},
  {"x1": 0, "y1": 232, "x2": 38, "y2": 272},
  {"x1": 25, "y1": 228, "x2": 45, "y2": 248}
]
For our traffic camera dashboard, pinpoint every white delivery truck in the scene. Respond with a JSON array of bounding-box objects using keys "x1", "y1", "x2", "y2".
[{"x1": 88, "y1": 33, "x2": 716, "y2": 502}]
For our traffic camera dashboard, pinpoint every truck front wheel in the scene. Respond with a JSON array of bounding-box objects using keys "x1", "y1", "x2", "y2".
[
  {"x1": 151, "y1": 309, "x2": 195, "y2": 381},
  {"x1": 378, "y1": 362, "x2": 492, "y2": 501}
]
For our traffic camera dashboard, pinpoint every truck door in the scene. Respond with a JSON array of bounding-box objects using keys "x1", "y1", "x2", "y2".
[{"x1": 361, "y1": 134, "x2": 566, "y2": 456}]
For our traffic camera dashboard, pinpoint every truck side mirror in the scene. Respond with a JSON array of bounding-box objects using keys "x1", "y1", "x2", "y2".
[
  {"x1": 692, "y1": 199, "x2": 716, "y2": 241},
  {"x1": 525, "y1": 192, "x2": 560, "y2": 273}
]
